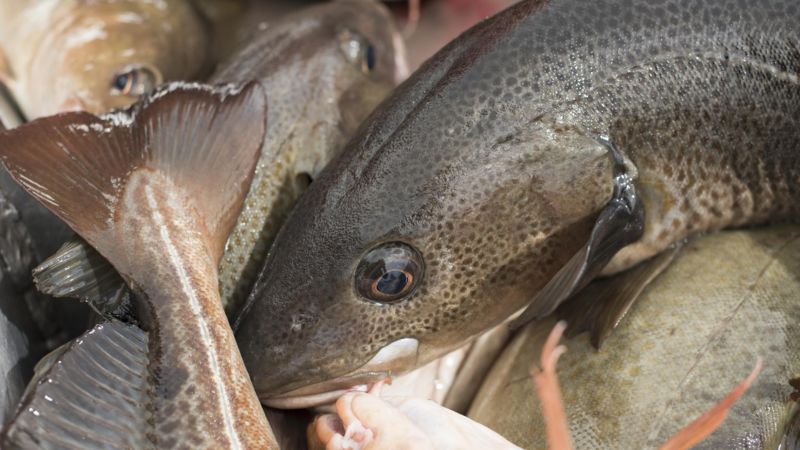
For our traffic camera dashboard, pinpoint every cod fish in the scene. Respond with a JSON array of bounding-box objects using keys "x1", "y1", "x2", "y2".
[
  {"x1": 0, "y1": 82, "x2": 278, "y2": 448},
  {"x1": 35, "y1": 0, "x2": 407, "y2": 317},
  {"x1": 0, "y1": 0, "x2": 210, "y2": 119},
  {"x1": 234, "y1": 0, "x2": 800, "y2": 408},
  {"x1": 470, "y1": 226, "x2": 800, "y2": 449}
]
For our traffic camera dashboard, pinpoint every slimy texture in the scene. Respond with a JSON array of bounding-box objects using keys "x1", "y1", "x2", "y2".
[{"x1": 236, "y1": 0, "x2": 799, "y2": 403}]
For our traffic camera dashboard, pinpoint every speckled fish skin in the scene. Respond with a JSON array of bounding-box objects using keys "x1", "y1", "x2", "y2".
[
  {"x1": 0, "y1": 0, "x2": 210, "y2": 119},
  {"x1": 235, "y1": 0, "x2": 800, "y2": 404},
  {"x1": 469, "y1": 226, "x2": 800, "y2": 449},
  {"x1": 212, "y1": 0, "x2": 406, "y2": 314}
]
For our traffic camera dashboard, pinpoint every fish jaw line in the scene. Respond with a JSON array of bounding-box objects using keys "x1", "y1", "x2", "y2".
[{"x1": 261, "y1": 337, "x2": 420, "y2": 409}]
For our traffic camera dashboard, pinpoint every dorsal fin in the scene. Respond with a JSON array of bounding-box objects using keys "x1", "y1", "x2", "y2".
[{"x1": 0, "y1": 81, "x2": 267, "y2": 264}]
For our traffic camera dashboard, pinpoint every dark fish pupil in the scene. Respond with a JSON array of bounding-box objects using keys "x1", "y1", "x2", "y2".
[
  {"x1": 113, "y1": 74, "x2": 130, "y2": 91},
  {"x1": 377, "y1": 270, "x2": 406, "y2": 295},
  {"x1": 365, "y1": 45, "x2": 376, "y2": 71}
]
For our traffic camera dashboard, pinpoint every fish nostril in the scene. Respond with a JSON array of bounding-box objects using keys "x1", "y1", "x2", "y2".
[{"x1": 295, "y1": 172, "x2": 313, "y2": 189}]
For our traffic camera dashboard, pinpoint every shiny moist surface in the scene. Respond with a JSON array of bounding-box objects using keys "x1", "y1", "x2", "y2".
[{"x1": 236, "y1": 0, "x2": 800, "y2": 402}]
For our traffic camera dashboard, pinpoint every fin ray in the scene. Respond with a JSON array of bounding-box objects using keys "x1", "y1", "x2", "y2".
[
  {"x1": 0, "y1": 82, "x2": 268, "y2": 266},
  {"x1": 557, "y1": 246, "x2": 680, "y2": 347},
  {"x1": 1, "y1": 322, "x2": 151, "y2": 449},
  {"x1": 511, "y1": 138, "x2": 645, "y2": 329}
]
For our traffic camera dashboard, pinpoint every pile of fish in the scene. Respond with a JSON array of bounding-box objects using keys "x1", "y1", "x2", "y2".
[{"x1": 0, "y1": 0, "x2": 798, "y2": 449}]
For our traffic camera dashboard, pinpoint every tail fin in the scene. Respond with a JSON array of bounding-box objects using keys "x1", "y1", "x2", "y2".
[{"x1": 0, "y1": 81, "x2": 267, "y2": 263}]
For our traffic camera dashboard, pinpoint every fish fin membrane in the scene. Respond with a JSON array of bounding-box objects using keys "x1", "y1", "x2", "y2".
[
  {"x1": 0, "y1": 81, "x2": 267, "y2": 263},
  {"x1": 33, "y1": 237, "x2": 133, "y2": 321},
  {"x1": 1, "y1": 321, "x2": 152, "y2": 449},
  {"x1": 556, "y1": 245, "x2": 680, "y2": 348},
  {"x1": 510, "y1": 139, "x2": 645, "y2": 329}
]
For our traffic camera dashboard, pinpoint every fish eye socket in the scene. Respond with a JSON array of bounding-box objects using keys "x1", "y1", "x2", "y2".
[
  {"x1": 110, "y1": 65, "x2": 161, "y2": 97},
  {"x1": 338, "y1": 28, "x2": 376, "y2": 74},
  {"x1": 356, "y1": 242, "x2": 423, "y2": 304}
]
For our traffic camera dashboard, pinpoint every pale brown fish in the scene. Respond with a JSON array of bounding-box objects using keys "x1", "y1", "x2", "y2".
[
  {"x1": 0, "y1": 0, "x2": 210, "y2": 119},
  {"x1": 470, "y1": 226, "x2": 800, "y2": 449},
  {"x1": 0, "y1": 82, "x2": 276, "y2": 448}
]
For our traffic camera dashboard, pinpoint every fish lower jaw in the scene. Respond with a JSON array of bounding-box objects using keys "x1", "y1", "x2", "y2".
[
  {"x1": 261, "y1": 384, "x2": 369, "y2": 409},
  {"x1": 261, "y1": 372, "x2": 389, "y2": 409}
]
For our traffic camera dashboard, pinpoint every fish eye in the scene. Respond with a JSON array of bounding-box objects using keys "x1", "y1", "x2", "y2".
[
  {"x1": 356, "y1": 242, "x2": 424, "y2": 304},
  {"x1": 338, "y1": 28, "x2": 377, "y2": 74},
  {"x1": 110, "y1": 65, "x2": 161, "y2": 97}
]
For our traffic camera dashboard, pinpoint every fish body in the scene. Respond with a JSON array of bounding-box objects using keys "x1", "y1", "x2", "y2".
[
  {"x1": 235, "y1": 0, "x2": 800, "y2": 407},
  {"x1": 0, "y1": 0, "x2": 210, "y2": 119},
  {"x1": 212, "y1": 0, "x2": 406, "y2": 313},
  {"x1": 0, "y1": 83, "x2": 277, "y2": 448},
  {"x1": 0, "y1": 188, "x2": 46, "y2": 425},
  {"x1": 470, "y1": 226, "x2": 800, "y2": 449},
  {"x1": 31, "y1": 0, "x2": 408, "y2": 318}
]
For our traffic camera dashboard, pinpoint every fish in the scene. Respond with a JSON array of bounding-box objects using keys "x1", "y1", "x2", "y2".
[
  {"x1": 212, "y1": 0, "x2": 408, "y2": 313},
  {"x1": 33, "y1": 0, "x2": 408, "y2": 317},
  {"x1": 0, "y1": 186, "x2": 47, "y2": 425},
  {"x1": 469, "y1": 226, "x2": 800, "y2": 449},
  {"x1": 233, "y1": 0, "x2": 800, "y2": 408},
  {"x1": 0, "y1": 82, "x2": 278, "y2": 448},
  {"x1": 0, "y1": 0, "x2": 211, "y2": 119}
]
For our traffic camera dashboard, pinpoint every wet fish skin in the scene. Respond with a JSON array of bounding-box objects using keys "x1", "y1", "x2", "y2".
[
  {"x1": 213, "y1": 0, "x2": 406, "y2": 313},
  {"x1": 0, "y1": 0, "x2": 210, "y2": 119},
  {"x1": 235, "y1": 0, "x2": 800, "y2": 405},
  {"x1": 0, "y1": 83, "x2": 277, "y2": 448},
  {"x1": 469, "y1": 226, "x2": 800, "y2": 449}
]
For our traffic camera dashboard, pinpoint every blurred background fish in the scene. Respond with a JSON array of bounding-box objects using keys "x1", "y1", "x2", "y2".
[
  {"x1": 470, "y1": 226, "x2": 800, "y2": 449},
  {"x1": 0, "y1": 0, "x2": 211, "y2": 119}
]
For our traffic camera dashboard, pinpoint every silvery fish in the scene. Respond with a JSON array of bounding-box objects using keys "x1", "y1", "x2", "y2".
[
  {"x1": 0, "y1": 186, "x2": 47, "y2": 426},
  {"x1": 0, "y1": 82, "x2": 278, "y2": 448},
  {"x1": 34, "y1": 0, "x2": 408, "y2": 318},
  {"x1": 470, "y1": 226, "x2": 800, "y2": 449},
  {"x1": 234, "y1": 0, "x2": 800, "y2": 408},
  {"x1": 0, "y1": 0, "x2": 210, "y2": 119}
]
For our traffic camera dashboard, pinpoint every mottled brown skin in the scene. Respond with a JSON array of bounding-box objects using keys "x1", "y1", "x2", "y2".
[
  {"x1": 235, "y1": 0, "x2": 800, "y2": 403},
  {"x1": 212, "y1": 0, "x2": 405, "y2": 314},
  {"x1": 0, "y1": 84, "x2": 277, "y2": 448}
]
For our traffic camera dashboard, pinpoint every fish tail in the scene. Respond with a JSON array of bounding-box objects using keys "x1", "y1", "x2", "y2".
[{"x1": 0, "y1": 81, "x2": 267, "y2": 266}]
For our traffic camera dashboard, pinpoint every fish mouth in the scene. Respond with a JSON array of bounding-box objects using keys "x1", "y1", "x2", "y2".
[
  {"x1": 261, "y1": 371, "x2": 389, "y2": 409},
  {"x1": 261, "y1": 337, "x2": 420, "y2": 409}
]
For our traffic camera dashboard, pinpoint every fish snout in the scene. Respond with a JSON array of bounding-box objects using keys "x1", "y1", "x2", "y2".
[{"x1": 58, "y1": 95, "x2": 89, "y2": 113}]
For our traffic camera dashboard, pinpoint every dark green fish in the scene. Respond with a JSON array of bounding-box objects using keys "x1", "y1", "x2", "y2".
[{"x1": 235, "y1": 0, "x2": 800, "y2": 408}]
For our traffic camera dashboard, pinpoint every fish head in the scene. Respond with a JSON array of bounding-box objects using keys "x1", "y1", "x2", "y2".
[
  {"x1": 18, "y1": 1, "x2": 209, "y2": 118},
  {"x1": 236, "y1": 12, "x2": 618, "y2": 406},
  {"x1": 218, "y1": 0, "x2": 408, "y2": 178}
]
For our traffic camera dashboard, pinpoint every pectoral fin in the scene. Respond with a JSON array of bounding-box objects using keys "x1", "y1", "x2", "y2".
[
  {"x1": 556, "y1": 245, "x2": 680, "y2": 348},
  {"x1": 33, "y1": 238, "x2": 133, "y2": 321},
  {"x1": 510, "y1": 139, "x2": 644, "y2": 329},
  {"x1": 1, "y1": 321, "x2": 152, "y2": 449}
]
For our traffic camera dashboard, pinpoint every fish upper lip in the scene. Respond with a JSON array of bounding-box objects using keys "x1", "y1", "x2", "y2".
[{"x1": 261, "y1": 371, "x2": 389, "y2": 409}]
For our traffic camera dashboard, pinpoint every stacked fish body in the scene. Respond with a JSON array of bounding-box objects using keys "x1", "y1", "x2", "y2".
[
  {"x1": 34, "y1": 0, "x2": 407, "y2": 318},
  {"x1": 470, "y1": 226, "x2": 800, "y2": 449}
]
